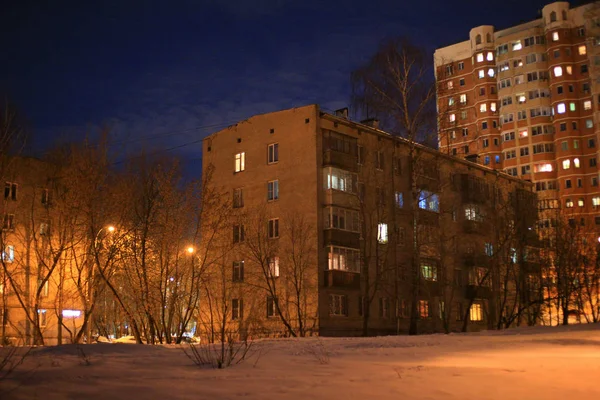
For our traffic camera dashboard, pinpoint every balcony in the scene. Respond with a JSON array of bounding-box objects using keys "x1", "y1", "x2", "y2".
[
  {"x1": 455, "y1": 174, "x2": 490, "y2": 204},
  {"x1": 465, "y1": 284, "x2": 492, "y2": 299},
  {"x1": 323, "y1": 150, "x2": 358, "y2": 173},
  {"x1": 324, "y1": 270, "x2": 360, "y2": 289},
  {"x1": 323, "y1": 189, "x2": 358, "y2": 209},
  {"x1": 324, "y1": 229, "x2": 360, "y2": 248},
  {"x1": 417, "y1": 210, "x2": 439, "y2": 226},
  {"x1": 462, "y1": 253, "x2": 488, "y2": 267},
  {"x1": 463, "y1": 220, "x2": 483, "y2": 234}
]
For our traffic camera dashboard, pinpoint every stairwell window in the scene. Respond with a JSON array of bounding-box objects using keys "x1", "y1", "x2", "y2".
[
  {"x1": 268, "y1": 257, "x2": 280, "y2": 277},
  {"x1": 268, "y1": 218, "x2": 279, "y2": 239},
  {"x1": 232, "y1": 299, "x2": 243, "y2": 320},
  {"x1": 233, "y1": 188, "x2": 244, "y2": 208},
  {"x1": 267, "y1": 143, "x2": 279, "y2": 164},
  {"x1": 233, "y1": 224, "x2": 245, "y2": 243},
  {"x1": 266, "y1": 297, "x2": 278, "y2": 317},
  {"x1": 267, "y1": 180, "x2": 279, "y2": 201},
  {"x1": 38, "y1": 309, "x2": 47, "y2": 327},
  {"x1": 234, "y1": 152, "x2": 246, "y2": 172},
  {"x1": 232, "y1": 261, "x2": 244, "y2": 282}
]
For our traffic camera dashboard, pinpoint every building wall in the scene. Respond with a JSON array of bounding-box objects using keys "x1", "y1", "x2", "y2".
[
  {"x1": 1, "y1": 157, "x2": 85, "y2": 345},
  {"x1": 202, "y1": 105, "x2": 538, "y2": 337}
]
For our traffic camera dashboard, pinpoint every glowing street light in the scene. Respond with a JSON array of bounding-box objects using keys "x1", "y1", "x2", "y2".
[
  {"x1": 186, "y1": 246, "x2": 195, "y2": 254},
  {"x1": 107, "y1": 225, "x2": 115, "y2": 233}
]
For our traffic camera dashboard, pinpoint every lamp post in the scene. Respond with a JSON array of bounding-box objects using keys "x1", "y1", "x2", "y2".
[{"x1": 87, "y1": 225, "x2": 115, "y2": 342}]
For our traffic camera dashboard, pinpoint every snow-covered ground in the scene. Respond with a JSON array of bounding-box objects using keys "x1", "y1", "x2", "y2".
[{"x1": 3, "y1": 324, "x2": 600, "y2": 399}]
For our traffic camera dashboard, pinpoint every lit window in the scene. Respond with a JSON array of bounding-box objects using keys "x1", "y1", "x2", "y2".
[
  {"x1": 578, "y1": 198, "x2": 585, "y2": 207},
  {"x1": 449, "y1": 114, "x2": 456, "y2": 122},
  {"x1": 487, "y1": 68, "x2": 495, "y2": 77},
  {"x1": 566, "y1": 199, "x2": 574, "y2": 208},
  {"x1": 478, "y1": 70, "x2": 485, "y2": 78},
  {"x1": 448, "y1": 97, "x2": 455, "y2": 106},
  {"x1": 534, "y1": 163, "x2": 553, "y2": 173},
  {"x1": 584, "y1": 100, "x2": 592, "y2": 110},
  {"x1": 38, "y1": 309, "x2": 47, "y2": 327},
  {"x1": 234, "y1": 152, "x2": 246, "y2": 172},
  {"x1": 552, "y1": 32, "x2": 559, "y2": 41},
  {"x1": 557, "y1": 103, "x2": 566, "y2": 114},
  {"x1": 327, "y1": 246, "x2": 360, "y2": 272},
  {"x1": 566, "y1": 66, "x2": 572, "y2": 75},
  {"x1": 267, "y1": 143, "x2": 279, "y2": 164},
  {"x1": 421, "y1": 264, "x2": 438, "y2": 281},
  {"x1": 418, "y1": 191, "x2": 440, "y2": 213},
  {"x1": 490, "y1": 102, "x2": 496, "y2": 112},
  {"x1": 377, "y1": 223, "x2": 388, "y2": 244},
  {"x1": 395, "y1": 192, "x2": 404, "y2": 208},
  {"x1": 470, "y1": 303, "x2": 483, "y2": 321},
  {"x1": 460, "y1": 94, "x2": 467, "y2": 104},
  {"x1": 447, "y1": 81, "x2": 453, "y2": 90},
  {"x1": 574, "y1": 158, "x2": 580, "y2": 168},
  {"x1": 476, "y1": 53, "x2": 484, "y2": 62},
  {"x1": 563, "y1": 159, "x2": 571, "y2": 170},
  {"x1": 419, "y1": 300, "x2": 429, "y2": 318},
  {"x1": 324, "y1": 167, "x2": 355, "y2": 193},
  {"x1": 480, "y1": 104, "x2": 487, "y2": 112},
  {"x1": 517, "y1": 94, "x2": 526, "y2": 103},
  {"x1": 579, "y1": 45, "x2": 587, "y2": 55},
  {"x1": 570, "y1": 103, "x2": 576, "y2": 111},
  {"x1": 268, "y1": 257, "x2": 280, "y2": 277},
  {"x1": 593, "y1": 197, "x2": 600, "y2": 206},
  {"x1": 486, "y1": 52, "x2": 494, "y2": 61},
  {"x1": 62, "y1": 310, "x2": 81, "y2": 318},
  {"x1": 519, "y1": 129, "x2": 528, "y2": 138},
  {"x1": 512, "y1": 41, "x2": 522, "y2": 51},
  {"x1": 554, "y1": 66, "x2": 563, "y2": 77},
  {"x1": 2, "y1": 245, "x2": 14, "y2": 263}
]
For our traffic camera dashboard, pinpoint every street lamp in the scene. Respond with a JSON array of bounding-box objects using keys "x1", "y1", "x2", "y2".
[{"x1": 186, "y1": 246, "x2": 195, "y2": 254}]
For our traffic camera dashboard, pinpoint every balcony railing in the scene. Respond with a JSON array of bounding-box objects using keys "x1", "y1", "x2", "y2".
[{"x1": 324, "y1": 270, "x2": 360, "y2": 289}]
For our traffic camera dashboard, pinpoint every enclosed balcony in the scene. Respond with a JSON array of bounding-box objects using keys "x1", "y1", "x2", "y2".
[{"x1": 324, "y1": 270, "x2": 361, "y2": 289}]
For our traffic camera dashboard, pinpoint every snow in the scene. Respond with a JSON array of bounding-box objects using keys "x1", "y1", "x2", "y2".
[{"x1": 3, "y1": 324, "x2": 600, "y2": 400}]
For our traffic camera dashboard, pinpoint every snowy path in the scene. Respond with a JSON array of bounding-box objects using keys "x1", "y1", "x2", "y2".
[{"x1": 3, "y1": 324, "x2": 600, "y2": 399}]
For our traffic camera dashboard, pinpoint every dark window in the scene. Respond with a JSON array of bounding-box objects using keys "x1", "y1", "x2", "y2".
[
  {"x1": 266, "y1": 297, "x2": 278, "y2": 318},
  {"x1": 233, "y1": 225, "x2": 245, "y2": 243},
  {"x1": 232, "y1": 299, "x2": 243, "y2": 320},
  {"x1": 232, "y1": 261, "x2": 244, "y2": 282}
]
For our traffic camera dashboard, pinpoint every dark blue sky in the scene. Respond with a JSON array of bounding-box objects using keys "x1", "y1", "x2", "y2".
[{"x1": 2, "y1": 0, "x2": 563, "y2": 171}]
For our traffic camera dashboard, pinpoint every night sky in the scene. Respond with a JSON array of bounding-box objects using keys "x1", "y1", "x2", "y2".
[{"x1": 2, "y1": 0, "x2": 568, "y2": 173}]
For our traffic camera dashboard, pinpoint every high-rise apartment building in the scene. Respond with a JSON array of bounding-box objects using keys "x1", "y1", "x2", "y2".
[
  {"x1": 201, "y1": 104, "x2": 539, "y2": 337},
  {"x1": 435, "y1": 1, "x2": 600, "y2": 232}
]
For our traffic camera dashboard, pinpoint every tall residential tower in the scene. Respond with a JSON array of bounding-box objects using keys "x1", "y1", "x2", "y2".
[{"x1": 435, "y1": 1, "x2": 600, "y2": 232}]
